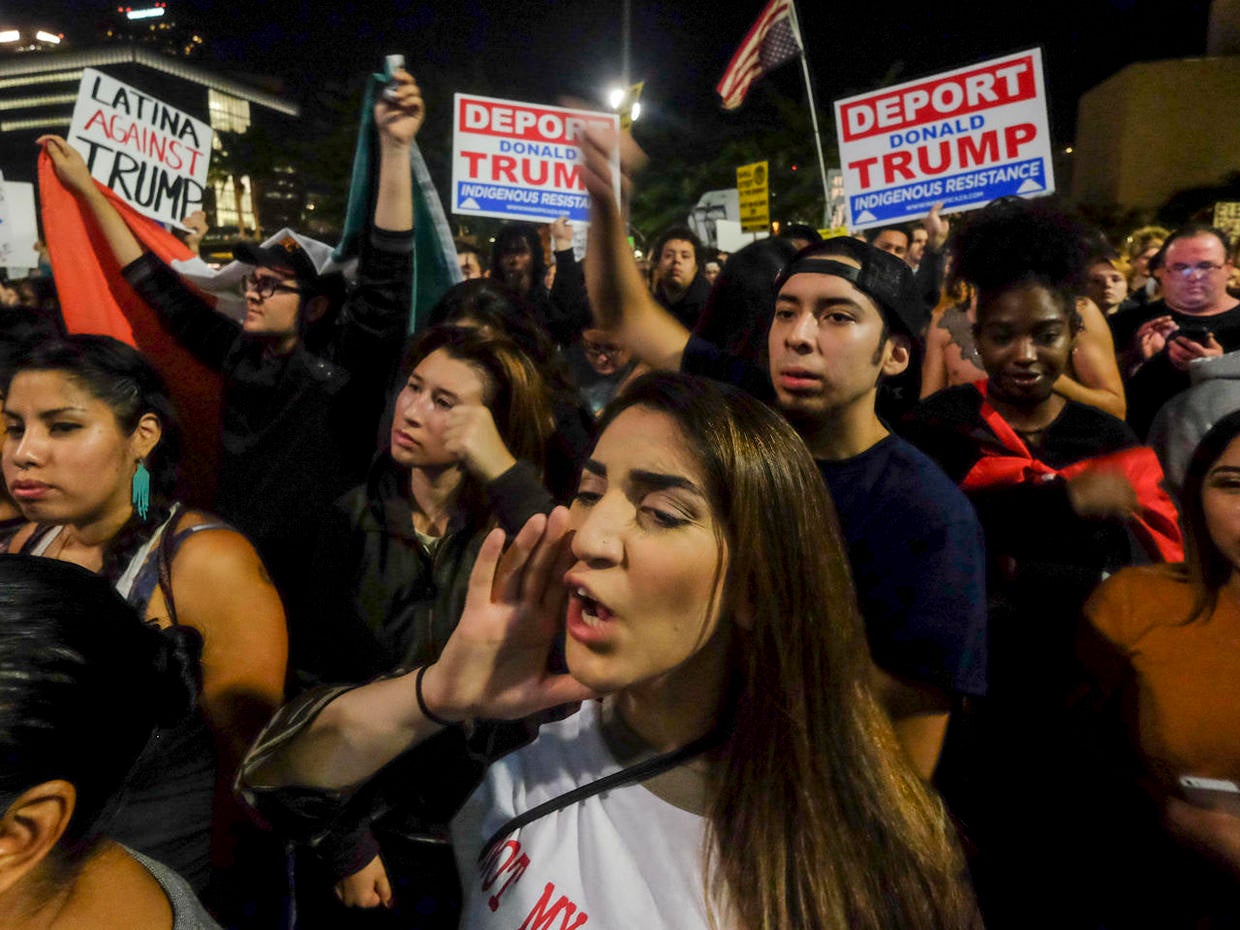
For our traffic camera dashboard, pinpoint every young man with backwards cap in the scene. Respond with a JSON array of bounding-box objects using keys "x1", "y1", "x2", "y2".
[
  {"x1": 38, "y1": 69, "x2": 425, "y2": 605},
  {"x1": 579, "y1": 129, "x2": 987, "y2": 779}
]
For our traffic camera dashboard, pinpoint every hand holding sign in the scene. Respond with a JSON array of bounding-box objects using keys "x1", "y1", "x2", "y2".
[{"x1": 66, "y1": 69, "x2": 211, "y2": 230}]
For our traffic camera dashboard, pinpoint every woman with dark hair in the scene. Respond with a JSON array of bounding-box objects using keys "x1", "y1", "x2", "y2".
[
  {"x1": 918, "y1": 212, "x2": 1126, "y2": 420},
  {"x1": 290, "y1": 325, "x2": 557, "y2": 924},
  {"x1": 1078, "y1": 410, "x2": 1240, "y2": 926},
  {"x1": 905, "y1": 198, "x2": 1180, "y2": 638},
  {"x1": 428, "y1": 278, "x2": 594, "y2": 499},
  {"x1": 0, "y1": 555, "x2": 220, "y2": 929},
  {"x1": 0, "y1": 334, "x2": 287, "y2": 894},
  {"x1": 243, "y1": 372, "x2": 979, "y2": 930}
]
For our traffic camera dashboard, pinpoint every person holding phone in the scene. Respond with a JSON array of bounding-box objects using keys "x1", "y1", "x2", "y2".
[
  {"x1": 1079, "y1": 409, "x2": 1240, "y2": 926},
  {"x1": 1111, "y1": 225, "x2": 1240, "y2": 437}
]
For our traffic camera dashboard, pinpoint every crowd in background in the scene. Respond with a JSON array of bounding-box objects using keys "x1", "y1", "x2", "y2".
[{"x1": 1, "y1": 65, "x2": 1240, "y2": 930}]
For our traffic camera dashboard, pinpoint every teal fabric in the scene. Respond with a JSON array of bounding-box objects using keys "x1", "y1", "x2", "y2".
[{"x1": 333, "y1": 74, "x2": 462, "y2": 334}]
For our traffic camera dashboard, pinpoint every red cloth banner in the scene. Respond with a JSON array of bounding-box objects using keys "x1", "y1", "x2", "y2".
[{"x1": 38, "y1": 150, "x2": 223, "y2": 506}]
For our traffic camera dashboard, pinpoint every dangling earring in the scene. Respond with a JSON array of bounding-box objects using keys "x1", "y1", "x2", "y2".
[{"x1": 131, "y1": 460, "x2": 151, "y2": 519}]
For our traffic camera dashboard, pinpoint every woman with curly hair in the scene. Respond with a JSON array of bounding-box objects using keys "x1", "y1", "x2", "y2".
[{"x1": 902, "y1": 197, "x2": 1182, "y2": 926}]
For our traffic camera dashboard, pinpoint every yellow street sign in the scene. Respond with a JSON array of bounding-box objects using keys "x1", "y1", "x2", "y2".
[{"x1": 736, "y1": 160, "x2": 770, "y2": 233}]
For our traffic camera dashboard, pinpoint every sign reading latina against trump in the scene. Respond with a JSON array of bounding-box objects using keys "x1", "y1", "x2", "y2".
[
  {"x1": 67, "y1": 69, "x2": 212, "y2": 228},
  {"x1": 834, "y1": 49, "x2": 1054, "y2": 229},
  {"x1": 451, "y1": 94, "x2": 618, "y2": 225}
]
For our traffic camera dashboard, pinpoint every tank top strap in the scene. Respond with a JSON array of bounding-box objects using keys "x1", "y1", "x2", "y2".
[
  {"x1": 153, "y1": 512, "x2": 236, "y2": 627},
  {"x1": 117, "y1": 505, "x2": 183, "y2": 609},
  {"x1": 18, "y1": 523, "x2": 64, "y2": 556}
]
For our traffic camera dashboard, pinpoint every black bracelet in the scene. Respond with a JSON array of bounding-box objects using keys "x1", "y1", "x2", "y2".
[{"x1": 416, "y1": 665, "x2": 459, "y2": 729}]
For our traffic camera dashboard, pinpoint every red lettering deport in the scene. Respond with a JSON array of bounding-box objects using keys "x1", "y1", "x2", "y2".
[
  {"x1": 839, "y1": 55, "x2": 1037, "y2": 142},
  {"x1": 846, "y1": 123, "x2": 1039, "y2": 187},
  {"x1": 457, "y1": 97, "x2": 613, "y2": 144}
]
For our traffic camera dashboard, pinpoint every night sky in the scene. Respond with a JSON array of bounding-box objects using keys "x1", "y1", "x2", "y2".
[{"x1": 26, "y1": 0, "x2": 1216, "y2": 149}]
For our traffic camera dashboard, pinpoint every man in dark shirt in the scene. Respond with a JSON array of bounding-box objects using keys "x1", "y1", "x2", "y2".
[
  {"x1": 580, "y1": 130, "x2": 987, "y2": 779},
  {"x1": 650, "y1": 225, "x2": 712, "y2": 329},
  {"x1": 1109, "y1": 224, "x2": 1240, "y2": 437}
]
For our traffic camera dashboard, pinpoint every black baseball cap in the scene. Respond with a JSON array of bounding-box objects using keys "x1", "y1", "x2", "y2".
[{"x1": 774, "y1": 236, "x2": 925, "y2": 337}]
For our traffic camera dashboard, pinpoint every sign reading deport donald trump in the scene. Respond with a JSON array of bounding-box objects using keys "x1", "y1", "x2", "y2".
[
  {"x1": 833, "y1": 49, "x2": 1054, "y2": 229},
  {"x1": 67, "y1": 69, "x2": 211, "y2": 229},
  {"x1": 451, "y1": 94, "x2": 618, "y2": 225}
]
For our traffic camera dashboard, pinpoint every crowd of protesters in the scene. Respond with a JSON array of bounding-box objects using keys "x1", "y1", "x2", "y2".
[{"x1": 1, "y1": 63, "x2": 1239, "y2": 930}]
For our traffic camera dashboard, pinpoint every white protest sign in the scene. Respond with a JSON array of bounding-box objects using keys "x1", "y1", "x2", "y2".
[
  {"x1": 834, "y1": 48, "x2": 1054, "y2": 230},
  {"x1": 67, "y1": 68, "x2": 212, "y2": 228},
  {"x1": 451, "y1": 94, "x2": 618, "y2": 225},
  {"x1": 0, "y1": 180, "x2": 39, "y2": 273}
]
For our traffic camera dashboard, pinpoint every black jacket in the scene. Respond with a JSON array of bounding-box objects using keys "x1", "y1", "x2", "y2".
[
  {"x1": 292, "y1": 454, "x2": 554, "y2": 690},
  {"x1": 123, "y1": 228, "x2": 413, "y2": 598},
  {"x1": 657, "y1": 272, "x2": 712, "y2": 329}
]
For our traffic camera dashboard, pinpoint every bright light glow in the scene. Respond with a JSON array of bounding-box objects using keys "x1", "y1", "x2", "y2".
[
  {"x1": 0, "y1": 30, "x2": 19, "y2": 42},
  {"x1": 35, "y1": 31, "x2": 61, "y2": 44},
  {"x1": 607, "y1": 87, "x2": 625, "y2": 109},
  {"x1": 630, "y1": 101, "x2": 641, "y2": 122},
  {"x1": 1064, "y1": 146, "x2": 1074, "y2": 154},
  {"x1": 127, "y1": 7, "x2": 166, "y2": 19}
]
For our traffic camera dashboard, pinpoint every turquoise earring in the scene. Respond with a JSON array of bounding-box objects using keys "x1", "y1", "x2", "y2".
[{"x1": 131, "y1": 461, "x2": 151, "y2": 519}]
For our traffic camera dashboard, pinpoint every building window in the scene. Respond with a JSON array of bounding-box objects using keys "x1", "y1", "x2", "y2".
[
  {"x1": 213, "y1": 175, "x2": 256, "y2": 232},
  {"x1": 207, "y1": 89, "x2": 250, "y2": 133}
]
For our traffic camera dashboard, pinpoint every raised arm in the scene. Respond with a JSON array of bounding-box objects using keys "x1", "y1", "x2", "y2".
[
  {"x1": 579, "y1": 128, "x2": 690, "y2": 371},
  {"x1": 39, "y1": 135, "x2": 239, "y2": 367},
  {"x1": 372, "y1": 68, "x2": 422, "y2": 234},
  {"x1": 333, "y1": 70, "x2": 424, "y2": 368}
]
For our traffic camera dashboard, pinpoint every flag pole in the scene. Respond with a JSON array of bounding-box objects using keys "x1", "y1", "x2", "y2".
[{"x1": 786, "y1": 0, "x2": 831, "y2": 227}]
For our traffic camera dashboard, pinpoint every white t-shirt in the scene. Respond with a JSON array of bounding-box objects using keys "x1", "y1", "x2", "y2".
[{"x1": 451, "y1": 700, "x2": 711, "y2": 929}]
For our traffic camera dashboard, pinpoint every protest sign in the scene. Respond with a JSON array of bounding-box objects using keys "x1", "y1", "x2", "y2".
[
  {"x1": 0, "y1": 178, "x2": 39, "y2": 272},
  {"x1": 451, "y1": 94, "x2": 617, "y2": 225},
  {"x1": 67, "y1": 68, "x2": 211, "y2": 228},
  {"x1": 688, "y1": 188, "x2": 740, "y2": 247},
  {"x1": 834, "y1": 48, "x2": 1054, "y2": 229},
  {"x1": 736, "y1": 161, "x2": 770, "y2": 233}
]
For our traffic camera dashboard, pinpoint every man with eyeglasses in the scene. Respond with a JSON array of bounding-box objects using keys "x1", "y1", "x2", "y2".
[
  {"x1": 40, "y1": 68, "x2": 424, "y2": 607},
  {"x1": 1111, "y1": 224, "x2": 1240, "y2": 437}
]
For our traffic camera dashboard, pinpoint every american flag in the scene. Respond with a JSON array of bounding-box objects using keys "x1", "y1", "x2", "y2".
[{"x1": 716, "y1": 0, "x2": 803, "y2": 110}]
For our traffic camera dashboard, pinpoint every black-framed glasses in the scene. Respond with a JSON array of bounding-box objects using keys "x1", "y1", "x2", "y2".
[
  {"x1": 243, "y1": 273, "x2": 302, "y2": 300},
  {"x1": 1166, "y1": 262, "x2": 1225, "y2": 279}
]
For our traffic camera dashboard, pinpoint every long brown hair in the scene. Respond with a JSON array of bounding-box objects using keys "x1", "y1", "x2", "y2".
[
  {"x1": 398, "y1": 325, "x2": 552, "y2": 517},
  {"x1": 597, "y1": 374, "x2": 975, "y2": 930}
]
